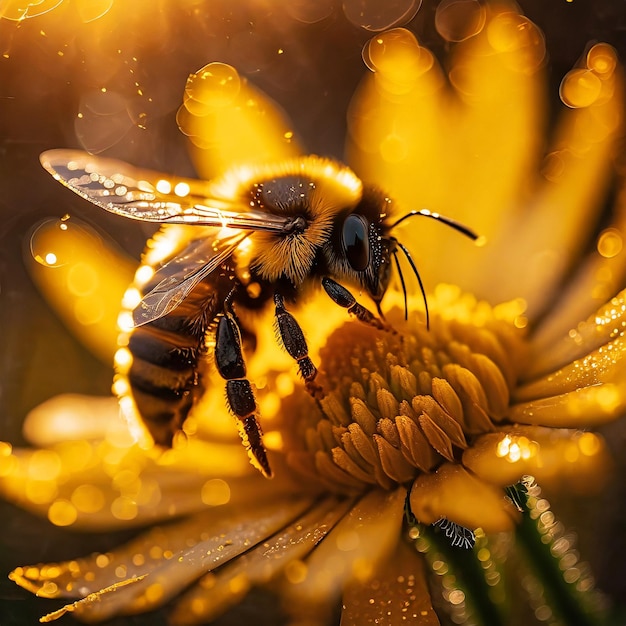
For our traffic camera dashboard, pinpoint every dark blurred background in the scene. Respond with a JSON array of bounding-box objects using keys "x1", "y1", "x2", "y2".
[{"x1": 1, "y1": 1, "x2": 626, "y2": 624}]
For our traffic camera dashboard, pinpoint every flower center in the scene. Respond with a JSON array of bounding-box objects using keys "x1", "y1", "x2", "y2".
[{"x1": 284, "y1": 286, "x2": 527, "y2": 494}]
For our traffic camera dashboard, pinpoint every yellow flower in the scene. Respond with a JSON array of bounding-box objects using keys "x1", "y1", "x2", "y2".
[{"x1": 2, "y1": 2, "x2": 625, "y2": 625}]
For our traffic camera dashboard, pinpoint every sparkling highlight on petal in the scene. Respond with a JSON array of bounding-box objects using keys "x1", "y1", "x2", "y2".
[{"x1": 464, "y1": 427, "x2": 612, "y2": 493}]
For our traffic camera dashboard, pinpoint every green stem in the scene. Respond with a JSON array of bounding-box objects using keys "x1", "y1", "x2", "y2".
[
  {"x1": 514, "y1": 489, "x2": 603, "y2": 626},
  {"x1": 423, "y1": 526, "x2": 506, "y2": 626}
]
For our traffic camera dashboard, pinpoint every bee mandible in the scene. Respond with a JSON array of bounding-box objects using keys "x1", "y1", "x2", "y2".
[{"x1": 40, "y1": 150, "x2": 478, "y2": 478}]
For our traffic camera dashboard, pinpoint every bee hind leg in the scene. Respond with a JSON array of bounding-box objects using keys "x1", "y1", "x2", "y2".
[
  {"x1": 215, "y1": 305, "x2": 272, "y2": 478},
  {"x1": 273, "y1": 293, "x2": 323, "y2": 399}
]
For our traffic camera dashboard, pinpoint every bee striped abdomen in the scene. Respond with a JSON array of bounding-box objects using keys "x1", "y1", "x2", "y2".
[{"x1": 122, "y1": 277, "x2": 223, "y2": 447}]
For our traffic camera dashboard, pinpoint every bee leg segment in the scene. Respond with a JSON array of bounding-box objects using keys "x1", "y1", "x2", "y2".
[
  {"x1": 273, "y1": 293, "x2": 323, "y2": 398},
  {"x1": 215, "y1": 306, "x2": 272, "y2": 478},
  {"x1": 321, "y1": 277, "x2": 387, "y2": 331}
]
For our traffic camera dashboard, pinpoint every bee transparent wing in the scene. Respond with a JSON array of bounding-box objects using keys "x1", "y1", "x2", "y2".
[
  {"x1": 40, "y1": 149, "x2": 291, "y2": 232},
  {"x1": 133, "y1": 230, "x2": 249, "y2": 326}
]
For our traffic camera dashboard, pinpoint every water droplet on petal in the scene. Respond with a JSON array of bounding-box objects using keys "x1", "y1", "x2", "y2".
[
  {"x1": 487, "y1": 13, "x2": 546, "y2": 73},
  {"x1": 362, "y1": 28, "x2": 432, "y2": 90},
  {"x1": 184, "y1": 62, "x2": 241, "y2": 110},
  {"x1": 586, "y1": 43, "x2": 617, "y2": 77},
  {"x1": 435, "y1": 0, "x2": 486, "y2": 43},
  {"x1": 541, "y1": 150, "x2": 567, "y2": 182},
  {"x1": 30, "y1": 218, "x2": 80, "y2": 268},
  {"x1": 559, "y1": 68, "x2": 602, "y2": 108},
  {"x1": 597, "y1": 228, "x2": 623, "y2": 259}
]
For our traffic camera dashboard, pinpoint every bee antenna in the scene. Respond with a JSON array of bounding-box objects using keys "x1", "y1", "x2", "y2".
[
  {"x1": 396, "y1": 240, "x2": 430, "y2": 329},
  {"x1": 391, "y1": 209, "x2": 479, "y2": 242},
  {"x1": 392, "y1": 249, "x2": 409, "y2": 321}
]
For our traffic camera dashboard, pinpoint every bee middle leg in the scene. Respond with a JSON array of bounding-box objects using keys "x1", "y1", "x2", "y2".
[
  {"x1": 215, "y1": 303, "x2": 272, "y2": 478},
  {"x1": 273, "y1": 293, "x2": 323, "y2": 398}
]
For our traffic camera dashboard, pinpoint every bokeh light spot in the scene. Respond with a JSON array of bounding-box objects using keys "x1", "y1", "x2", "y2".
[
  {"x1": 486, "y1": 13, "x2": 546, "y2": 72},
  {"x1": 435, "y1": 0, "x2": 486, "y2": 42},
  {"x1": 560, "y1": 69, "x2": 602, "y2": 108},
  {"x1": 343, "y1": 0, "x2": 422, "y2": 32},
  {"x1": 48, "y1": 499, "x2": 78, "y2": 527},
  {"x1": 71, "y1": 484, "x2": 106, "y2": 513},
  {"x1": 111, "y1": 496, "x2": 138, "y2": 521},
  {"x1": 597, "y1": 228, "x2": 623, "y2": 259},
  {"x1": 184, "y1": 62, "x2": 241, "y2": 109},
  {"x1": 586, "y1": 43, "x2": 617, "y2": 77},
  {"x1": 67, "y1": 261, "x2": 98, "y2": 296},
  {"x1": 200, "y1": 479, "x2": 231, "y2": 506}
]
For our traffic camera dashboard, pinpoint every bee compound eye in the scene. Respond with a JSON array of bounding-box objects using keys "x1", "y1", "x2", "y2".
[{"x1": 341, "y1": 214, "x2": 370, "y2": 272}]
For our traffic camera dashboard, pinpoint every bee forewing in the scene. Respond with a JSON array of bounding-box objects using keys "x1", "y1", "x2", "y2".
[
  {"x1": 40, "y1": 149, "x2": 292, "y2": 232},
  {"x1": 132, "y1": 231, "x2": 249, "y2": 326}
]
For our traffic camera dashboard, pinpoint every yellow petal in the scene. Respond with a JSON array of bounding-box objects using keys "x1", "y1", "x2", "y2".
[
  {"x1": 170, "y1": 495, "x2": 355, "y2": 625},
  {"x1": 22, "y1": 394, "x2": 122, "y2": 446},
  {"x1": 177, "y1": 62, "x2": 301, "y2": 179},
  {"x1": 340, "y1": 538, "x2": 439, "y2": 626},
  {"x1": 348, "y1": 5, "x2": 547, "y2": 297},
  {"x1": 25, "y1": 217, "x2": 135, "y2": 364},
  {"x1": 529, "y1": 185, "x2": 626, "y2": 359},
  {"x1": 281, "y1": 488, "x2": 406, "y2": 615},
  {"x1": 512, "y1": 306, "x2": 626, "y2": 427},
  {"x1": 12, "y1": 496, "x2": 315, "y2": 622},
  {"x1": 527, "y1": 285, "x2": 626, "y2": 380},
  {"x1": 510, "y1": 384, "x2": 626, "y2": 428},
  {"x1": 409, "y1": 463, "x2": 518, "y2": 532},
  {"x1": 0, "y1": 434, "x2": 293, "y2": 530},
  {"x1": 463, "y1": 426, "x2": 612, "y2": 493},
  {"x1": 473, "y1": 43, "x2": 623, "y2": 316}
]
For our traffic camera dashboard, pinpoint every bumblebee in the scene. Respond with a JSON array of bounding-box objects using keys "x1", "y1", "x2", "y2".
[{"x1": 40, "y1": 150, "x2": 477, "y2": 477}]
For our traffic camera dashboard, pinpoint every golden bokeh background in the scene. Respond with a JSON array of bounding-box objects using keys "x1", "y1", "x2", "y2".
[{"x1": 1, "y1": 1, "x2": 626, "y2": 624}]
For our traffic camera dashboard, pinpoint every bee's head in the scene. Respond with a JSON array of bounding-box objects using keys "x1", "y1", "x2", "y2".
[
  {"x1": 341, "y1": 186, "x2": 479, "y2": 327},
  {"x1": 337, "y1": 187, "x2": 394, "y2": 313}
]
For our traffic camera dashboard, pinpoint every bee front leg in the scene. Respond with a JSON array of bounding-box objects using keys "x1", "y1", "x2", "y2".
[
  {"x1": 321, "y1": 277, "x2": 388, "y2": 331},
  {"x1": 215, "y1": 304, "x2": 272, "y2": 478},
  {"x1": 273, "y1": 293, "x2": 323, "y2": 398}
]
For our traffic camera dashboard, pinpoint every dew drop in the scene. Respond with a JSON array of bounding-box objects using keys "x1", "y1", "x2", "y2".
[
  {"x1": 343, "y1": 0, "x2": 422, "y2": 32},
  {"x1": 435, "y1": 0, "x2": 486, "y2": 43},
  {"x1": 362, "y1": 28, "x2": 430, "y2": 86},
  {"x1": 29, "y1": 218, "x2": 84, "y2": 268},
  {"x1": 586, "y1": 43, "x2": 617, "y2": 77},
  {"x1": 487, "y1": 13, "x2": 546, "y2": 72},
  {"x1": 184, "y1": 62, "x2": 241, "y2": 109},
  {"x1": 76, "y1": 89, "x2": 133, "y2": 154},
  {"x1": 541, "y1": 150, "x2": 566, "y2": 182},
  {"x1": 559, "y1": 68, "x2": 602, "y2": 109},
  {"x1": 597, "y1": 228, "x2": 622, "y2": 259}
]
